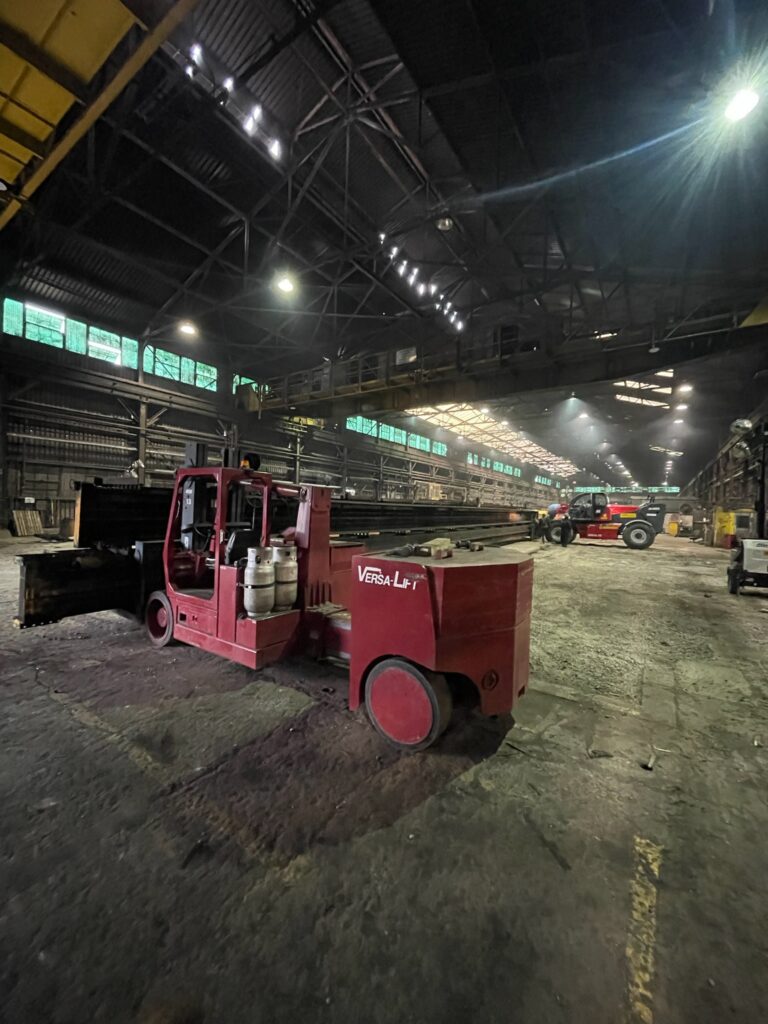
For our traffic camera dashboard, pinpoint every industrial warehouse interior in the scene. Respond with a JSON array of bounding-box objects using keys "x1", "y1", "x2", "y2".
[{"x1": 1, "y1": 1, "x2": 768, "y2": 1022}]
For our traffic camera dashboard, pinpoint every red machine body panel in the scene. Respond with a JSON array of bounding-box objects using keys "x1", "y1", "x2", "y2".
[
  {"x1": 348, "y1": 548, "x2": 533, "y2": 716},
  {"x1": 151, "y1": 464, "x2": 535, "y2": 745}
]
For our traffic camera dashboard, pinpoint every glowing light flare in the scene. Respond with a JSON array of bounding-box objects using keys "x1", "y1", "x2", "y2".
[
  {"x1": 273, "y1": 273, "x2": 296, "y2": 295},
  {"x1": 725, "y1": 88, "x2": 760, "y2": 122},
  {"x1": 177, "y1": 320, "x2": 198, "y2": 338}
]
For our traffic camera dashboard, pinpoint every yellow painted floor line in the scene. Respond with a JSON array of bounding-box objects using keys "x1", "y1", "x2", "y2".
[{"x1": 625, "y1": 835, "x2": 664, "y2": 1024}]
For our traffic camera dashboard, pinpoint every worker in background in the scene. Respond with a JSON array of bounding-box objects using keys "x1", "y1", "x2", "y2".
[
  {"x1": 533, "y1": 511, "x2": 549, "y2": 545},
  {"x1": 559, "y1": 513, "x2": 573, "y2": 546}
]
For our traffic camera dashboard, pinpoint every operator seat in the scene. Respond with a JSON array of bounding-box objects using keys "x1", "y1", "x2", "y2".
[{"x1": 225, "y1": 529, "x2": 262, "y2": 565}]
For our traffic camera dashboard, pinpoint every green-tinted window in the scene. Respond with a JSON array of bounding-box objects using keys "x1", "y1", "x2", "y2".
[
  {"x1": 65, "y1": 319, "x2": 87, "y2": 354},
  {"x1": 25, "y1": 305, "x2": 64, "y2": 347},
  {"x1": 492, "y1": 460, "x2": 504, "y2": 473},
  {"x1": 195, "y1": 361, "x2": 217, "y2": 391},
  {"x1": 3, "y1": 298, "x2": 24, "y2": 336},
  {"x1": 180, "y1": 356, "x2": 196, "y2": 386},
  {"x1": 155, "y1": 348, "x2": 180, "y2": 380},
  {"x1": 432, "y1": 441, "x2": 447, "y2": 456},
  {"x1": 407, "y1": 433, "x2": 431, "y2": 453},
  {"x1": 467, "y1": 452, "x2": 474, "y2": 465},
  {"x1": 234, "y1": 374, "x2": 258, "y2": 393},
  {"x1": 87, "y1": 326, "x2": 121, "y2": 365},
  {"x1": 121, "y1": 337, "x2": 138, "y2": 369},
  {"x1": 346, "y1": 415, "x2": 378, "y2": 437},
  {"x1": 379, "y1": 423, "x2": 406, "y2": 445}
]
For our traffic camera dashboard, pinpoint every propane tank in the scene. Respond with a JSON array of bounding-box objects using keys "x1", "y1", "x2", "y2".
[
  {"x1": 272, "y1": 544, "x2": 298, "y2": 610},
  {"x1": 243, "y1": 547, "x2": 275, "y2": 618}
]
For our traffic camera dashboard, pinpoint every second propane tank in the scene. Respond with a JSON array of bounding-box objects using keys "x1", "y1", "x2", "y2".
[
  {"x1": 272, "y1": 543, "x2": 298, "y2": 610},
  {"x1": 244, "y1": 547, "x2": 275, "y2": 618}
]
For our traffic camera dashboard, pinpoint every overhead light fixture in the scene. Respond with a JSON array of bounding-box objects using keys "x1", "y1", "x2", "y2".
[
  {"x1": 648, "y1": 340, "x2": 660, "y2": 354},
  {"x1": 480, "y1": 406, "x2": 489, "y2": 414},
  {"x1": 501, "y1": 419, "x2": 509, "y2": 426},
  {"x1": 578, "y1": 412, "x2": 588, "y2": 419},
  {"x1": 673, "y1": 418, "x2": 684, "y2": 424},
  {"x1": 389, "y1": 245, "x2": 399, "y2": 258},
  {"x1": 675, "y1": 403, "x2": 688, "y2": 411},
  {"x1": 456, "y1": 320, "x2": 464, "y2": 331},
  {"x1": 177, "y1": 320, "x2": 198, "y2": 338},
  {"x1": 378, "y1": 232, "x2": 386, "y2": 243},
  {"x1": 190, "y1": 43, "x2": 202, "y2": 64},
  {"x1": 429, "y1": 283, "x2": 438, "y2": 296},
  {"x1": 595, "y1": 330, "x2": 618, "y2": 340},
  {"x1": 273, "y1": 272, "x2": 296, "y2": 295},
  {"x1": 677, "y1": 383, "x2": 693, "y2": 394},
  {"x1": 184, "y1": 64, "x2": 195, "y2": 78},
  {"x1": 435, "y1": 215, "x2": 454, "y2": 231},
  {"x1": 268, "y1": 138, "x2": 282, "y2": 160},
  {"x1": 725, "y1": 87, "x2": 759, "y2": 122},
  {"x1": 222, "y1": 76, "x2": 234, "y2": 92},
  {"x1": 417, "y1": 283, "x2": 426, "y2": 296},
  {"x1": 244, "y1": 106, "x2": 262, "y2": 135}
]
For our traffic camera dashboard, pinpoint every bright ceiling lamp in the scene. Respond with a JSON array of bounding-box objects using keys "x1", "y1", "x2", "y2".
[
  {"x1": 244, "y1": 105, "x2": 262, "y2": 135},
  {"x1": 725, "y1": 87, "x2": 759, "y2": 122},
  {"x1": 677, "y1": 383, "x2": 693, "y2": 394},
  {"x1": 406, "y1": 403, "x2": 578, "y2": 476},
  {"x1": 273, "y1": 272, "x2": 296, "y2": 295},
  {"x1": 268, "y1": 138, "x2": 282, "y2": 160},
  {"x1": 615, "y1": 394, "x2": 670, "y2": 409},
  {"x1": 177, "y1": 320, "x2": 198, "y2": 338}
]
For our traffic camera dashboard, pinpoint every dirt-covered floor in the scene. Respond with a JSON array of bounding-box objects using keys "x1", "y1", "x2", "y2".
[{"x1": 1, "y1": 532, "x2": 766, "y2": 1024}]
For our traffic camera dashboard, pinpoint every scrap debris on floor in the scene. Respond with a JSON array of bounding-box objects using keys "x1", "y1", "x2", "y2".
[{"x1": 0, "y1": 534, "x2": 766, "y2": 1024}]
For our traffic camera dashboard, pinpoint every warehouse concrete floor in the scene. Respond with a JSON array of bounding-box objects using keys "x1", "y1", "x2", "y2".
[{"x1": 1, "y1": 534, "x2": 766, "y2": 1024}]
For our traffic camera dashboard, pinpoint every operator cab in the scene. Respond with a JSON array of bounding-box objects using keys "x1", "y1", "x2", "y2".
[
  {"x1": 170, "y1": 470, "x2": 274, "y2": 598},
  {"x1": 568, "y1": 492, "x2": 609, "y2": 522}
]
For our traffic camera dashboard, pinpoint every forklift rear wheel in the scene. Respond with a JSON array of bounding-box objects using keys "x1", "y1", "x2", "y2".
[
  {"x1": 145, "y1": 591, "x2": 175, "y2": 648},
  {"x1": 365, "y1": 658, "x2": 452, "y2": 751},
  {"x1": 622, "y1": 522, "x2": 654, "y2": 550}
]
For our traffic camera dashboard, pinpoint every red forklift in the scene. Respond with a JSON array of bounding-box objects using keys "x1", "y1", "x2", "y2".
[
  {"x1": 547, "y1": 492, "x2": 666, "y2": 549},
  {"x1": 125, "y1": 461, "x2": 533, "y2": 751}
]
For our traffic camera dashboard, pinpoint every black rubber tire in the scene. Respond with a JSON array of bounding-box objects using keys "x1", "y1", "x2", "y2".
[
  {"x1": 622, "y1": 521, "x2": 655, "y2": 550},
  {"x1": 568, "y1": 527, "x2": 578, "y2": 543},
  {"x1": 365, "y1": 658, "x2": 453, "y2": 752},
  {"x1": 727, "y1": 569, "x2": 741, "y2": 595},
  {"x1": 547, "y1": 523, "x2": 562, "y2": 544},
  {"x1": 145, "y1": 590, "x2": 175, "y2": 647}
]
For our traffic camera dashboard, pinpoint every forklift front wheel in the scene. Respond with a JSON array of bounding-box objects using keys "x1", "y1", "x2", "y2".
[
  {"x1": 365, "y1": 659, "x2": 452, "y2": 751},
  {"x1": 622, "y1": 522, "x2": 654, "y2": 550},
  {"x1": 727, "y1": 569, "x2": 741, "y2": 596},
  {"x1": 145, "y1": 591, "x2": 175, "y2": 648}
]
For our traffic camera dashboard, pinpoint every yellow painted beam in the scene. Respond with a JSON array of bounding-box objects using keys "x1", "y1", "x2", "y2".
[
  {"x1": 741, "y1": 297, "x2": 768, "y2": 328},
  {"x1": 0, "y1": 0, "x2": 201, "y2": 231}
]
